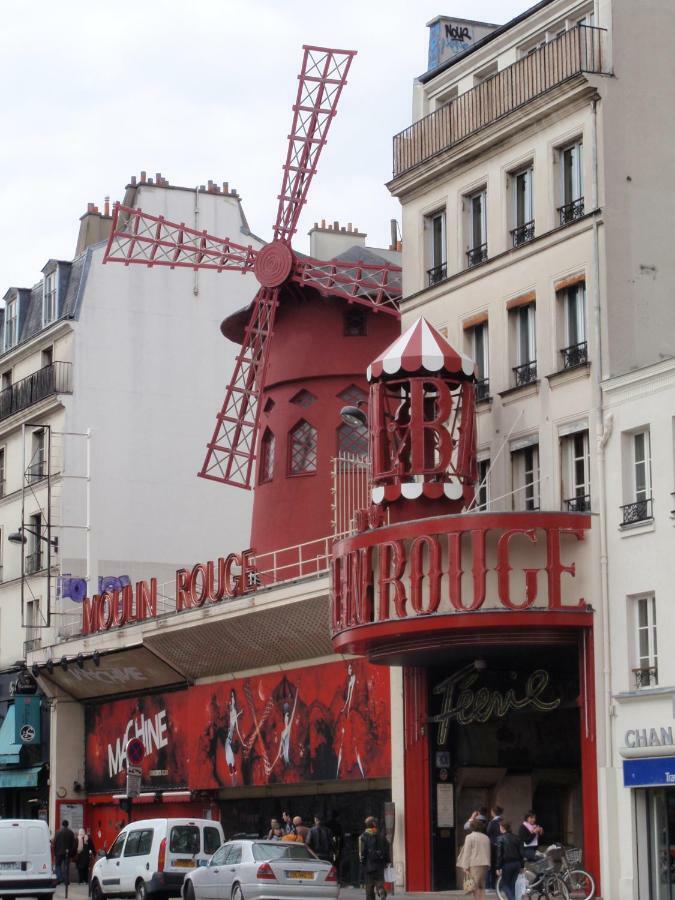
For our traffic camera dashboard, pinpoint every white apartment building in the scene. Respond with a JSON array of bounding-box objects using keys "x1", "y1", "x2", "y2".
[
  {"x1": 0, "y1": 175, "x2": 259, "y2": 815},
  {"x1": 387, "y1": 0, "x2": 674, "y2": 896}
]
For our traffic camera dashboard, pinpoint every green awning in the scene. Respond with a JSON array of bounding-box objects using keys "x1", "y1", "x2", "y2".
[
  {"x1": 0, "y1": 706, "x2": 22, "y2": 765},
  {"x1": 0, "y1": 765, "x2": 42, "y2": 789}
]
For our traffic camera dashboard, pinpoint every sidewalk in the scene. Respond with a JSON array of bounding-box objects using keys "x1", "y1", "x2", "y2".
[{"x1": 54, "y1": 886, "x2": 487, "y2": 900}]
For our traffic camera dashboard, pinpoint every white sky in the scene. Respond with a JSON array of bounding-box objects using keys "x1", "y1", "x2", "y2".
[{"x1": 0, "y1": 0, "x2": 529, "y2": 293}]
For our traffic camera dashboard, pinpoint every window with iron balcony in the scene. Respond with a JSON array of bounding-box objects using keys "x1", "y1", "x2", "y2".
[
  {"x1": 621, "y1": 430, "x2": 653, "y2": 525},
  {"x1": 558, "y1": 140, "x2": 584, "y2": 225},
  {"x1": 425, "y1": 209, "x2": 447, "y2": 287},
  {"x1": 510, "y1": 166, "x2": 534, "y2": 248},
  {"x1": 465, "y1": 320, "x2": 489, "y2": 401},
  {"x1": 510, "y1": 303, "x2": 537, "y2": 387},
  {"x1": 511, "y1": 443, "x2": 540, "y2": 511},
  {"x1": 561, "y1": 430, "x2": 591, "y2": 512},
  {"x1": 465, "y1": 189, "x2": 487, "y2": 268},
  {"x1": 559, "y1": 281, "x2": 588, "y2": 370},
  {"x1": 633, "y1": 595, "x2": 658, "y2": 689}
]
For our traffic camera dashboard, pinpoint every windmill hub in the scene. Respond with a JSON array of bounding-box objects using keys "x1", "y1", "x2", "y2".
[{"x1": 254, "y1": 241, "x2": 294, "y2": 288}]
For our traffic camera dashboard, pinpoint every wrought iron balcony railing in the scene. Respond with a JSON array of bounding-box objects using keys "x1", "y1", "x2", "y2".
[
  {"x1": 565, "y1": 493, "x2": 591, "y2": 512},
  {"x1": 513, "y1": 360, "x2": 537, "y2": 387},
  {"x1": 0, "y1": 362, "x2": 72, "y2": 423},
  {"x1": 561, "y1": 340, "x2": 588, "y2": 369},
  {"x1": 511, "y1": 220, "x2": 535, "y2": 247},
  {"x1": 427, "y1": 262, "x2": 447, "y2": 286},
  {"x1": 476, "y1": 378, "x2": 490, "y2": 402},
  {"x1": 392, "y1": 25, "x2": 608, "y2": 178},
  {"x1": 633, "y1": 666, "x2": 658, "y2": 690},
  {"x1": 467, "y1": 243, "x2": 488, "y2": 267},
  {"x1": 621, "y1": 497, "x2": 653, "y2": 525},
  {"x1": 558, "y1": 197, "x2": 585, "y2": 225}
]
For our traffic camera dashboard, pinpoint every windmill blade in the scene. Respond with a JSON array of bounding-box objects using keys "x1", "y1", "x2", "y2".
[
  {"x1": 273, "y1": 45, "x2": 357, "y2": 244},
  {"x1": 199, "y1": 286, "x2": 280, "y2": 488},
  {"x1": 103, "y1": 203, "x2": 258, "y2": 273},
  {"x1": 291, "y1": 255, "x2": 402, "y2": 316}
]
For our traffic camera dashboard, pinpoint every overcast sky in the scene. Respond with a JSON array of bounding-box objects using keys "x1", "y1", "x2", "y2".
[{"x1": 0, "y1": 0, "x2": 529, "y2": 293}]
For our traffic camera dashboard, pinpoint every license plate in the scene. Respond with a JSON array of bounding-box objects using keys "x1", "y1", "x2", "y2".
[
  {"x1": 0, "y1": 863, "x2": 19, "y2": 871},
  {"x1": 287, "y1": 871, "x2": 313, "y2": 880},
  {"x1": 172, "y1": 860, "x2": 196, "y2": 868}
]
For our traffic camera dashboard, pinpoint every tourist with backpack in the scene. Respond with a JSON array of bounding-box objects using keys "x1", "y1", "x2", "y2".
[
  {"x1": 307, "y1": 814, "x2": 333, "y2": 862},
  {"x1": 359, "y1": 816, "x2": 390, "y2": 900}
]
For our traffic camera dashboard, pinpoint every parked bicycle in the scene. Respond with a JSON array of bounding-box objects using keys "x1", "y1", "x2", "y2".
[{"x1": 496, "y1": 844, "x2": 595, "y2": 900}]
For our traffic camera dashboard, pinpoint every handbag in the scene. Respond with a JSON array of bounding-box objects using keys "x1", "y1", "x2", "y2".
[{"x1": 463, "y1": 872, "x2": 476, "y2": 894}]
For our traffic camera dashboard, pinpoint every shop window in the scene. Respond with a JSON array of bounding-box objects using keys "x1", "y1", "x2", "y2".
[
  {"x1": 425, "y1": 208, "x2": 447, "y2": 286},
  {"x1": 344, "y1": 308, "x2": 367, "y2": 336},
  {"x1": 633, "y1": 594, "x2": 658, "y2": 688},
  {"x1": 511, "y1": 443, "x2": 540, "y2": 510},
  {"x1": 289, "y1": 420, "x2": 318, "y2": 475},
  {"x1": 259, "y1": 429, "x2": 275, "y2": 483},
  {"x1": 561, "y1": 430, "x2": 590, "y2": 512},
  {"x1": 337, "y1": 420, "x2": 368, "y2": 459}
]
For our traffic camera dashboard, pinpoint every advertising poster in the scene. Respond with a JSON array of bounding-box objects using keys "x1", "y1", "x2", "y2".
[{"x1": 85, "y1": 658, "x2": 390, "y2": 792}]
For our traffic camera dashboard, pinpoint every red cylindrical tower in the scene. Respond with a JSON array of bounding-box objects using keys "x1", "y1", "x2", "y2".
[{"x1": 222, "y1": 285, "x2": 400, "y2": 561}]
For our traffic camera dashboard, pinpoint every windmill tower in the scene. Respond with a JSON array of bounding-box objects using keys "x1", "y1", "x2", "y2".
[{"x1": 103, "y1": 46, "x2": 402, "y2": 556}]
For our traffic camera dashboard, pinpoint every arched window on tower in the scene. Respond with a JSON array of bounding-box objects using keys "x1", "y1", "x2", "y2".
[
  {"x1": 259, "y1": 428, "x2": 275, "y2": 483},
  {"x1": 289, "y1": 420, "x2": 318, "y2": 475},
  {"x1": 337, "y1": 420, "x2": 368, "y2": 460}
]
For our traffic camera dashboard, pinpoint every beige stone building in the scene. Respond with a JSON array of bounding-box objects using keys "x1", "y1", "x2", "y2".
[{"x1": 387, "y1": 0, "x2": 674, "y2": 896}]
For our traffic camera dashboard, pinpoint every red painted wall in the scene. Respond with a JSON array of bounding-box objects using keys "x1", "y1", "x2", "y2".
[{"x1": 247, "y1": 288, "x2": 399, "y2": 557}]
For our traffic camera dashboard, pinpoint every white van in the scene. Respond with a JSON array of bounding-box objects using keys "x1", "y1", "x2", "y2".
[
  {"x1": 91, "y1": 818, "x2": 224, "y2": 900},
  {"x1": 0, "y1": 819, "x2": 57, "y2": 899}
]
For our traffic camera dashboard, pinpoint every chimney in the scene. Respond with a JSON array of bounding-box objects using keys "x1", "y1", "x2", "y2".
[
  {"x1": 76, "y1": 199, "x2": 114, "y2": 255},
  {"x1": 308, "y1": 217, "x2": 367, "y2": 258}
]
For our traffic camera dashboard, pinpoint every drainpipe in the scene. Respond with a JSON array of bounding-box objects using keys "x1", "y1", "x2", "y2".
[
  {"x1": 193, "y1": 187, "x2": 200, "y2": 297},
  {"x1": 590, "y1": 95, "x2": 613, "y2": 767}
]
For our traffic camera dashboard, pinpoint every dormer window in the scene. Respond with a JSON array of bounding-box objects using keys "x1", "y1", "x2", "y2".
[
  {"x1": 4, "y1": 299, "x2": 17, "y2": 351},
  {"x1": 43, "y1": 270, "x2": 57, "y2": 325}
]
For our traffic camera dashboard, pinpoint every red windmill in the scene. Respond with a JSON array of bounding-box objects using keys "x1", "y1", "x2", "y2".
[{"x1": 103, "y1": 46, "x2": 402, "y2": 504}]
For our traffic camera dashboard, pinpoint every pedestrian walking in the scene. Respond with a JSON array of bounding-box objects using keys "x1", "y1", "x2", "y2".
[
  {"x1": 53, "y1": 819, "x2": 76, "y2": 886},
  {"x1": 307, "y1": 814, "x2": 333, "y2": 862},
  {"x1": 463, "y1": 806, "x2": 489, "y2": 832},
  {"x1": 486, "y1": 805, "x2": 504, "y2": 888},
  {"x1": 495, "y1": 821, "x2": 524, "y2": 900},
  {"x1": 326, "y1": 810, "x2": 344, "y2": 876},
  {"x1": 267, "y1": 818, "x2": 281, "y2": 839},
  {"x1": 518, "y1": 810, "x2": 544, "y2": 861},
  {"x1": 359, "y1": 816, "x2": 390, "y2": 900},
  {"x1": 293, "y1": 816, "x2": 309, "y2": 842},
  {"x1": 76, "y1": 828, "x2": 95, "y2": 885},
  {"x1": 456, "y1": 818, "x2": 491, "y2": 900},
  {"x1": 281, "y1": 811, "x2": 295, "y2": 834}
]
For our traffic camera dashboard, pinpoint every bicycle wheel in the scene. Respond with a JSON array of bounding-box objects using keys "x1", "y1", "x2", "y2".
[
  {"x1": 567, "y1": 869, "x2": 595, "y2": 900},
  {"x1": 544, "y1": 874, "x2": 570, "y2": 899}
]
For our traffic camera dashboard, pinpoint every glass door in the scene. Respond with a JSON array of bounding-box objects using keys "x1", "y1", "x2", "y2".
[{"x1": 648, "y1": 789, "x2": 675, "y2": 899}]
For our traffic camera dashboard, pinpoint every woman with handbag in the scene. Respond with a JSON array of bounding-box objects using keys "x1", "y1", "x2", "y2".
[{"x1": 456, "y1": 819, "x2": 491, "y2": 898}]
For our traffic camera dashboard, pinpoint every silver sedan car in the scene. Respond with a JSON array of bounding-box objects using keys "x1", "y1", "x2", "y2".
[{"x1": 183, "y1": 840, "x2": 338, "y2": 900}]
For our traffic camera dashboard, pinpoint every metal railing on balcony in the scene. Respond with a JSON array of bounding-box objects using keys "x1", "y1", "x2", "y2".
[
  {"x1": 511, "y1": 220, "x2": 535, "y2": 247},
  {"x1": 427, "y1": 262, "x2": 447, "y2": 286},
  {"x1": 565, "y1": 493, "x2": 591, "y2": 512},
  {"x1": 561, "y1": 340, "x2": 588, "y2": 369},
  {"x1": 513, "y1": 360, "x2": 538, "y2": 387},
  {"x1": 0, "y1": 362, "x2": 72, "y2": 423},
  {"x1": 467, "y1": 243, "x2": 488, "y2": 267},
  {"x1": 621, "y1": 497, "x2": 653, "y2": 525},
  {"x1": 476, "y1": 378, "x2": 490, "y2": 402},
  {"x1": 393, "y1": 25, "x2": 607, "y2": 178},
  {"x1": 633, "y1": 666, "x2": 658, "y2": 690},
  {"x1": 558, "y1": 197, "x2": 585, "y2": 225}
]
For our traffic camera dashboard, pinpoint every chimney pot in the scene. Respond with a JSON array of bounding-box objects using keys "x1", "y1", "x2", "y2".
[
  {"x1": 341, "y1": 226, "x2": 346, "y2": 232},
  {"x1": 333, "y1": 220, "x2": 339, "y2": 230},
  {"x1": 155, "y1": 172, "x2": 161, "y2": 182},
  {"x1": 321, "y1": 219, "x2": 326, "y2": 229},
  {"x1": 148, "y1": 178, "x2": 154, "y2": 185},
  {"x1": 348, "y1": 222, "x2": 352, "y2": 232},
  {"x1": 87, "y1": 202, "x2": 94, "y2": 213},
  {"x1": 223, "y1": 182, "x2": 229, "y2": 193},
  {"x1": 314, "y1": 222, "x2": 318, "y2": 229},
  {"x1": 104, "y1": 196, "x2": 110, "y2": 217},
  {"x1": 140, "y1": 171, "x2": 147, "y2": 182},
  {"x1": 130, "y1": 176, "x2": 137, "y2": 186}
]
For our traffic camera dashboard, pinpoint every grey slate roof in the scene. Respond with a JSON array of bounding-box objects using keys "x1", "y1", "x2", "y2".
[{"x1": 0, "y1": 250, "x2": 91, "y2": 361}]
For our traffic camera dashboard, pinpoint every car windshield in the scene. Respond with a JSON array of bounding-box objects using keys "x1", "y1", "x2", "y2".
[
  {"x1": 252, "y1": 842, "x2": 315, "y2": 861},
  {"x1": 170, "y1": 826, "x2": 200, "y2": 855}
]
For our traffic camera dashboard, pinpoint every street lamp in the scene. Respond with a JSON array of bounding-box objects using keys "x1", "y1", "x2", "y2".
[
  {"x1": 8, "y1": 527, "x2": 58, "y2": 551},
  {"x1": 339, "y1": 405, "x2": 368, "y2": 428}
]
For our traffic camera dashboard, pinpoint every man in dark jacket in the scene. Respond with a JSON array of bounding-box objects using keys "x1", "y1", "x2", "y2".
[
  {"x1": 359, "y1": 816, "x2": 390, "y2": 900},
  {"x1": 486, "y1": 805, "x2": 504, "y2": 888},
  {"x1": 307, "y1": 814, "x2": 333, "y2": 862},
  {"x1": 53, "y1": 820, "x2": 76, "y2": 885},
  {"x1": 496, "y1": 821, "x2": 524, "y2": 900}
]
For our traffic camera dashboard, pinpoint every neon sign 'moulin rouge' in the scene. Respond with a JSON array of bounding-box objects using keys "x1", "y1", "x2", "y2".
[{"x1": 431, "y1": 667, "x2": 561, "y2": 744}]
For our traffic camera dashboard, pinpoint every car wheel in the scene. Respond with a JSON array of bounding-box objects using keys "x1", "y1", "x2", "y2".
[
  {"x1": 184, "y1": 880, "x2": 196, "y2": 900},
  {"x1": 231, "y1": 883, "x2": 245, "y2": 900},
  {"x1": 91, "y1": 878, "x2": 107, "y2": 900},
  {"x1": 135, "y1": 880, "x2": 148, "y2": 900}
]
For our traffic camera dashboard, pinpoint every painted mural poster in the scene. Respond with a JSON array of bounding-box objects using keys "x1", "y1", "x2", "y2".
[{"x1": 85, "y1": 658, "x2": 390, "y2": 792}]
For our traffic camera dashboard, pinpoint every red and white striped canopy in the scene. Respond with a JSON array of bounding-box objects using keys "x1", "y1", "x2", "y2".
[{"x1": 367, "y1": 316, "x2": 476, "y2": 382}]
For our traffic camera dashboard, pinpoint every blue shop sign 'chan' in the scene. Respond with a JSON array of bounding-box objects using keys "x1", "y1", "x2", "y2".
[{"x1": 623, "y1": 755, "x2": 675, "y2": 788}]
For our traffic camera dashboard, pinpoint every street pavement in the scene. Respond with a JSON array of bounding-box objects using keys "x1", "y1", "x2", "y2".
[{"x1": 54, "y1": 884, "x2": 490, "y2": 900}]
